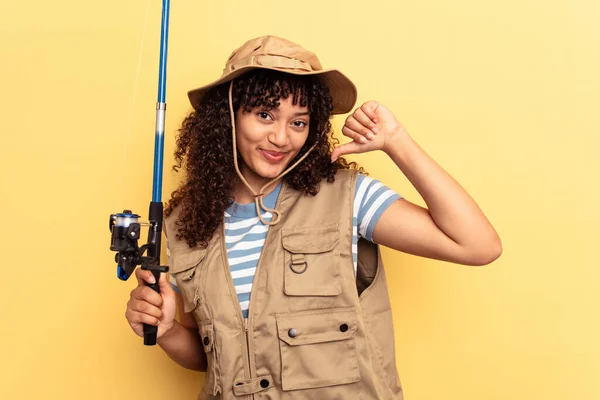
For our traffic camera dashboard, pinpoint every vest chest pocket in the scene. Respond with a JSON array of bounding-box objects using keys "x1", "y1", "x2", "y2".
[
  {"x1": 281, "y1": 224, "x2": 341, "y2": 296},
  {"x1": 275, "y1": 308, "x2": 360, "y2": 391},
  {"x1": 168, "y1": 246, "x2": 206, "y2": 313}
]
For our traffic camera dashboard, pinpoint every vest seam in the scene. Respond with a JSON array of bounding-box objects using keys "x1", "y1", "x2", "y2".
[{"x1": 349, "y1": 170, "x2": 358, "y2": 280}]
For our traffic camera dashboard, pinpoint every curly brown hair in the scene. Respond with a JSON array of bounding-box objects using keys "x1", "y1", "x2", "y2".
[{"x1": 165, "y1": 69, "x2": 363, "y2": 248}]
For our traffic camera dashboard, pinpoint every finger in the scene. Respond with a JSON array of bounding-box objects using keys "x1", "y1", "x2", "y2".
[
  {"x1": 158, "y1": 272, "x2": 174, "y2": 297},
  {"x1": 128, "y1": 298, "x2": 164, "y2": 320},
  {"x1": 361, "y1": 101, "x2": 380, "y2": 123},
  {"x1": 133, "y1": 285, "x2": 164, "y2": 308},
  {"x1": 331, "y1": 142, "x2": 363, "y2": 161},
  {"x1": 331, "y1": 141, "x2": 366, "y2": 162},
  {"x1": 135, "y1": 267, "x2": 156, "y2": 286},
  {"x1": 354, "y1": 108, "x2": 378, "y2": 135},
  {"x1": 342, "y1": 125, "x2": 369, "y2": 144},
  {"x1": 126, "y1": 309, "x2": 161, "y2": 327},
  {"x1": 345, "y1": 118, "x2": 374, "y2": 141}
]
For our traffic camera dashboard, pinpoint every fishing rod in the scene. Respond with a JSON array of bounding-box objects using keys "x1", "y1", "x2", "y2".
[{"x1": 108, "y1": 0, "x2": 171, "y2": 346}]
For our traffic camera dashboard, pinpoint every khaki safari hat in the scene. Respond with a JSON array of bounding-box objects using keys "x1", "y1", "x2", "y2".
[{"x1": 187, "y1": 35, "x2": 357, "y2": 115}]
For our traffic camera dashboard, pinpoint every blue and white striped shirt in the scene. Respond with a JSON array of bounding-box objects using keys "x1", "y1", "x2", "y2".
[{"x1": 170, "y1": 173, "x2": 401, "y2": 318}]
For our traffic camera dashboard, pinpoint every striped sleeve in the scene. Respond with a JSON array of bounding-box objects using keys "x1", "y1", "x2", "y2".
[{"x1": 354, "y1": 173, "x2": 402, "y2": 242}]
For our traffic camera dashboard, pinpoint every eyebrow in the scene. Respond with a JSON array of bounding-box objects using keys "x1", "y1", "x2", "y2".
[{"x1": 262, "y1": 108, "x2": 310, "y2": 117}]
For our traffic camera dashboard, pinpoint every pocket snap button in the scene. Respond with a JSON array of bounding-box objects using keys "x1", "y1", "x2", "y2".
[
  {"x1": 260, "y1": 379, "x2": 269, "y2": 388},
  {"x1": 203, "y1": 336, "x2": 210, "y2": 346},
  {"x1": 339, "y1": 323, "x2": 349, "y2": 332},
  {"x1": 288, "y1": 328, "x2": 297, "y2": 338}
]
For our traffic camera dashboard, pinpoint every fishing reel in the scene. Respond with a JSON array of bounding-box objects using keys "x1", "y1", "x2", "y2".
[
  {"x1": 109, "y1": 202, "x2": 169, "y2": 345},
  {"x1": 109, "y1": 208, "x2": 168, "y2": 281}
]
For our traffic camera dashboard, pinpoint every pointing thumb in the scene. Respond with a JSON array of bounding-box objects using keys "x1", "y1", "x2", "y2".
[{"x1": 331, "y1": 142, "x2": 363, "y2": 162}]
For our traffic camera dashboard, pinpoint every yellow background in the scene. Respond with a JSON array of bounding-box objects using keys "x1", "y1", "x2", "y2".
[{"x1": 1, "y1": 0, "x2": 598, "y2": 399}]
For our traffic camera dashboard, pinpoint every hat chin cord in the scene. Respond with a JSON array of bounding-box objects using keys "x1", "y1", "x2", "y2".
[{"x1": 228, "y1": 80, "x2": 318, "y2": 226}]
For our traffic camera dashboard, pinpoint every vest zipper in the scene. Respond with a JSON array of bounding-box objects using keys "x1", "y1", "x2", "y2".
[
  {"x1": 244, "y1": 319, "x2": 252, "y2": 395},
  {"x1": 219, "y1": 227, "x2": 253, "y2": 397},
  {"x1": 244, "y1": 223, "x2": 272, "y2": 400}
]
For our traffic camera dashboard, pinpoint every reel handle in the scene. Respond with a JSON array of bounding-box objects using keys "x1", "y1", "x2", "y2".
[
  {"x1": 143, "y1": 269, "x2": 161, "y2": 345},
  {"x1": 141, "y1": 264, "x2": 169, "y2": 346}
]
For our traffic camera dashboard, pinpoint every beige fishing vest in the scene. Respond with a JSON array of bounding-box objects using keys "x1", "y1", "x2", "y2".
[{"x1": 164, "y1": 170, "x2": 404, "y2": 399}]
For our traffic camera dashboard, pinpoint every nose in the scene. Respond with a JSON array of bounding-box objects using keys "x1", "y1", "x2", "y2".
[{"x1": 267, "y1": 122, "x2": 289, "y2": 148}]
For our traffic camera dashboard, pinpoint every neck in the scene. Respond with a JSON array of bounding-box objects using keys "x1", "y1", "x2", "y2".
[{"x1": 233, "y1": 166, "x2": 281, "y2": 205}]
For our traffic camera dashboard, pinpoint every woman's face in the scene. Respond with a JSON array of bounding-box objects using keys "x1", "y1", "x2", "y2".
[{"x1": 235, "y1": 96, "x2": 310, "y2": 182}]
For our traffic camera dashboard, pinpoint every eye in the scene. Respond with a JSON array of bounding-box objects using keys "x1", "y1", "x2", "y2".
[
  {"x1": 292, "y1": 120, "x2": 308, "y2": 128},
  {"x1": 257, "y1": 111, "x2": 272, "y2": 120}
]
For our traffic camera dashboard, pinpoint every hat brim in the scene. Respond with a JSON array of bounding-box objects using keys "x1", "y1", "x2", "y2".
[{"x1": 187, "y1": 66, "x2": 357, "y2": 115}]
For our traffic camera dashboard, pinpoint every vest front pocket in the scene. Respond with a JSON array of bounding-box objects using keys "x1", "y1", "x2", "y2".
[
  {"x1": 199, "y1": 319, "x2": 222, "y2": 396},
  {"x1": 275, "y1": 308, "x2": 360, "y2": 391},
  {"x1": 168, "y1": 246, "x2": 206, "y2": 313},
  {"x1": 281, "y1": 224, "x2": 341, "y2": 296}
]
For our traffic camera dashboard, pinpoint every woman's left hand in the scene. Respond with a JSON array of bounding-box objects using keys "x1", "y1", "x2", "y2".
[{"x1": 331, "y1": 101, "x2": 409, "y2": 162}]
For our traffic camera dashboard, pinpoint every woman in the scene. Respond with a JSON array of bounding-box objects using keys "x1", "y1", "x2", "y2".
[{"x1": 125, "y1": 35, "x2": 502, "y2": 399}]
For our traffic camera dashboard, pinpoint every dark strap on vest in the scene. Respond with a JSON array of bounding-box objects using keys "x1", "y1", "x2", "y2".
[{"x1": 232, "y1": 375, "x2": 274, "y2": 396}]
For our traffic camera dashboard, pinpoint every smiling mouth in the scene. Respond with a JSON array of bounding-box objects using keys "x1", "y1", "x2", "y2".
[{"x1": 259, "y1": 149, "x2": 287, "y2": 163}]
